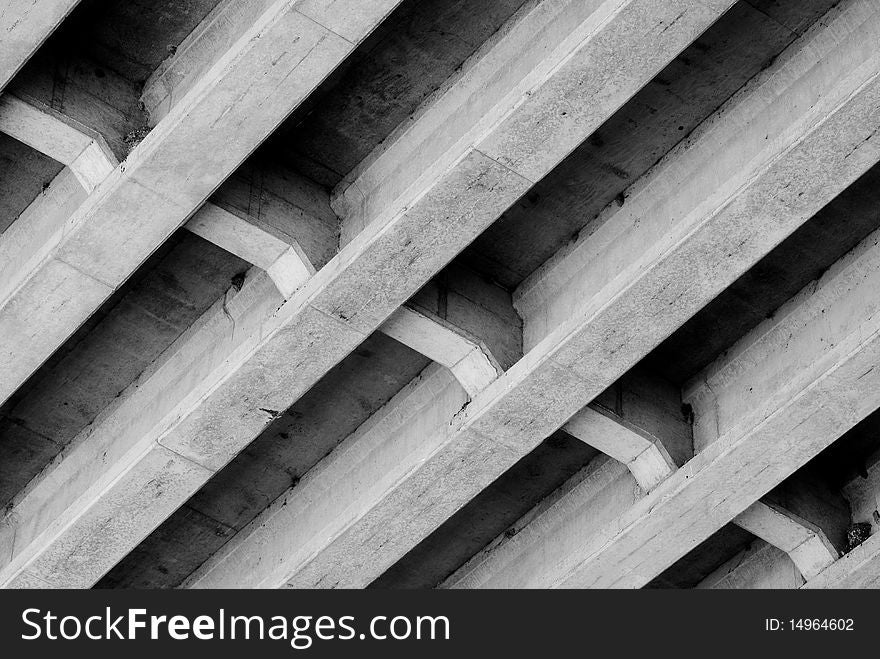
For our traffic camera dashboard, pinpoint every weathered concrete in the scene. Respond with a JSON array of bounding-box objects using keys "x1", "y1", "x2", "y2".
[
  {"x1": 268, "y1": 0, "x2": 528, "y2": 187},
  {"x1": 515, "y1": 0, "x2": 880, "y2": 351},
  {"x1": 333, "y1": 0, "x2": 733, "y2": 244},
  {"x1": 373, "y1": 429, "x2": 597, "y2": 589},
  {"x1": 564, "y1": 368, "x2": 690, "y2": 491},
  {"x1": 1, "y1": 0, "x2": 721, "y2": 589},
  {"x1": 185, "y1": 364, "x2": 469, "y2": 588},
  {"x1": 698, "y1": 541, "x2": 804, "y2": 589},
  {"x1": 0, "y1": 174, "x2": 513, "y2": 588},
  {"x1": 183, "y1": 191, "x2": 507, "y2": 394},
  {"x1": 451, "y1": 203, "x2": 880, "y2": 588},
  {"x1": 185, "y1": 202, "x2": 313, "y2": 298},
  {"x1": 0, "y1": 232, "x2": 246, "y2": 514},
  {"x1": 706, "y1": 456, "x2": 876, "y2": 588},
  {"x1": 563, "y1": 388, "x2": 840, "y2": 579},
  {"x1": 0, "y1": 133, "x2": 63, "y2": 234},
  {"x1": 0, "y1": 266, "x2": 283, "y2": 587},
  {"x1": 443, "y1": 456, "x2": 642, "y2": 589},
  {"x1": 164, "y1": 0, "x2": 880, "y2": 589},
  {"x1": 181, "y1": 293, "x2": 514, "y2": 587},
  {"x1": 804, "y1": 533, "x2": 880, "y2": 588},
  {"x1": 0, "y1": 0, "x2": 400, "y2": 408},
  {"x1": 734, "y1": 501, "x2": 838, "y2": 580},
  {"x1": 0, "y1": 0, "x2": 81, "y2": 92},
  {"x1": 10, "y1": 48, "x2": 146, "y2": 160},
  {"x1": 696, "y1": 466, "x2": 855, "y2": 588},
  {"x1": 5, "y1": 0, "x2": 878, "y2": 592},
  {"x1": 379, "y1": 305, "x2": 501, "y2": 396},
  {"x1": 464, "y1": 0, "x2": 839, "y2": 290},
  {"x1": 99, "y1": 332, "x2": 429, "y2": 588},
  {"x1": 0, "y1": 93, "x2": 115, "y2": 192}
]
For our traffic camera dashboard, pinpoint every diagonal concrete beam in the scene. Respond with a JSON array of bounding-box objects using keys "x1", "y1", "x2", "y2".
[
  {"x1": 450, "y1": 206, "x2": 880, "y2": 588},
  {"x1": 220, "y1": 0, "x2": 880, "y2": 589},
  {"x1": 562, "y1": 399, "x2": 839, "y2": 580},
  {"x1": 562, "y1": 366, "x2": 693, "y2": 492},
  {"x1": 0, "y1": 91, "x2": 320, "y2": 297},
  {"x1": 0, "y1": 0, "x2": 724, "y2": 588},
  {"x1": 449, "y1": 404, "x2": 841, "y2": 588},
  {"x1": 711, "y1": 462, "x2": 877, "y2": 589},
  {"x1": 0, "y1": 0, "x2": 81, "y2": 93},
  {"x1": 188, "y1": 200, "x2": 506, "y2": 394},
  {"x1": 410, "y1": 0, "x2": 880, "y2": 588},
  {"x1": 183, "y1": 296, "x2": 509, "y2": 588},
  {"x1": 0, "y1": 264, "x2": 283, "y2": 587},
  {"x1": 179, "y1": 195, "x2": 507, "y2": 395},
  {"x1": 176, "y1": 0, "x2": 880, "y2": 590},
  {"x1": 184, "y1": 203, "x2": 314, "y2": 298},
  {"x1": 332, "y1": 0, "x2": 734, "y2": 247},
  {"x1": 734, "y1": 501, "x2": 839, "y2": 580},
  {"x1": 711, "y1": 520, "x2": 876, "y2": 589},
  {"x1": 0, "y1": 0, "x2": 403, "y2": 407},
  {"x1": 183, "y1": 363, "x2": 470, "y2": 589},
  {"x1": 697, "y1": 541, "x2": 804, "y2": 589}
]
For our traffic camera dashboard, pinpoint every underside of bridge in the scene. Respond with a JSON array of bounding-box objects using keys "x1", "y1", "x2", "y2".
[{"x1": 1, "y1": 0, "x2": 880, "y2": 589}]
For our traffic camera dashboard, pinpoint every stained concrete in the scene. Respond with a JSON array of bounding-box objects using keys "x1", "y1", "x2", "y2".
[
  {"x1": 647, "y1": 524, "x2": 756, "y2": 588},
  {"x1": 0, "y1": 0, "x2": 876, "y2": 590},
  {"x1": 0, "y1": 232, "x2": 246, "y2": 508},
  {"x1": 48, "y1": 0, "x2": 223, "y2": 86},
  {"x1": 267, "y1": 0, "x2": 528, "y2": 186},
  {"x1": 372, "y1": 0, "x2": 880, "y2": 589},
  {"x1": 0, "y1": 134, "x2": 63, "y2": 234},
  {"x1": 647, "y1": 163, "x2": 880, "y2": 384},
  {"x1": 373, "y1": 431, "x2": 597, "y2": 588},
  {"x1": 99, "y1": 332, "x2": 429, "y2": 588},
  {"x1": 649, "y1": 453, "x2": 857, "y2": 588},
  {"x1": 48, "y1": 0, "x2": 736, "y2": 590},
  {"x1": 461, "y1": 0, "x2": 840, "y2": 289}
]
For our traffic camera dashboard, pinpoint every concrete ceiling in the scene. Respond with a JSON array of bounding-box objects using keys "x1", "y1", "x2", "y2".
[{"x1": 1, "y1": 0, "x2": 879, "y2": 590}]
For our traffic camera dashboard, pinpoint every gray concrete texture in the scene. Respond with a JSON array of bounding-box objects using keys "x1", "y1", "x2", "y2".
[{"x1": 1, "y1": 0, "x2": 880, "y2": 590}]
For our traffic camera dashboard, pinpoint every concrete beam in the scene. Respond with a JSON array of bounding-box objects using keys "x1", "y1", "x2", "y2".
[
  {"x1": 806, "y1": 456, "x2": 880, "y2": 586},
  {"x1": 443, "y1": 455, "x2": 641, "y2": 590},
  {"x1": 697, "y1": 541, "x2": 805, "y2": 589},
  {"x1": 0, "y1": 0, "x2": 402, "y2": 407},
  {"x1": 565, "y1": 410, "x2": 675, "y2": 492},
  {"x1": 379, "y1": 306, "x2": 501, "y2": 396},
  {"x1": 701, "y1": 499, "x2": 850, "y2": 588},
  {"x1": 0, "y1": 267, "x2": 285, "y2": 587},
  {"x1": 181, "y1": 0, "x2": 880, "y2": 589},
  {"x1": 723, "y1": 459, "x2": 880, "y2": 588},
  {"x1": 513, "y1": 0, "x2": 880, "y2": 351},
  {"x1": 333, "y1": 0, "x2": 733, "y2": 244},
  {"x1": 184, "y1": 364, "x2": 469, "y2": 588},
  {"x1": 450, "y1": 197, "x2": 880, "y2": 588},
  {"x1": 804, "y1": 533, "x2": 880, "y2": 588},
  {"x1": 0, "y1": 167, "x2": 87, "y2": 314},
  {"x1": 734, "y1": 501, "x2": 838, "y2": 580},
  {"x1": 0, "y1": 0, "x2": 742, "y2": 588},
  {"x1": 0, "y1": 93, "x2": 116, "y2": 191},
  {"x1": 0, "y1": 92, "x2": 319, "y2": 297},
  {"x1": 182, "y1": 195, "x2": 507, "y2": 395},
  {"x1": 563, "y1": 369, "x2": 689, "y2": 491},
  {"x1": 184, "y1": 203, "x2": 314, "y2": 299},
  {"x1": 567, "y1": 393, "x2": 840, "y2": 579},
  {"x1": 0, "y1": 0, "x2": 80, "y2": 92},
  {"x1": 0, "y1": 170, "x2": 505, "y2": 589},
  {"x1": 192, "y1": 206, "x2": 505, "y2": 394}
]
